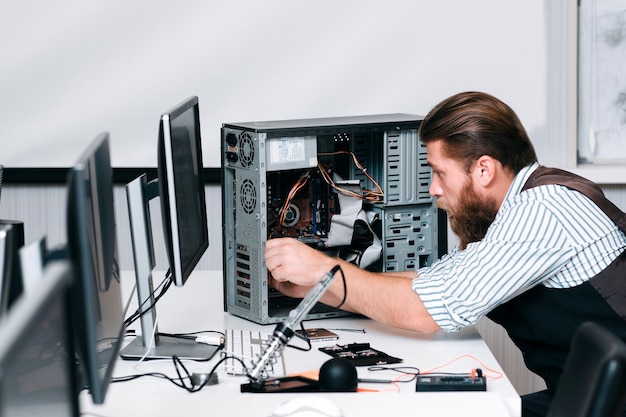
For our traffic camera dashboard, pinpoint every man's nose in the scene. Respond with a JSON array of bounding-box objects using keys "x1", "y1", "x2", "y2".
[{"x1": 429, "y1": 176, "x2": 443, "y2": 197}]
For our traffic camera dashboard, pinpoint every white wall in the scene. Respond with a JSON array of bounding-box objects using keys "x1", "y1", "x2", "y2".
[{"x1": 1, "y1": 0, "x2": 547, "y2": 168}]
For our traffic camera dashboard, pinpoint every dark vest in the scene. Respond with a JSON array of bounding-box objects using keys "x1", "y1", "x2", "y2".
[{"x1": 487, "y1": 166, "x2": 626, "y2": 393}]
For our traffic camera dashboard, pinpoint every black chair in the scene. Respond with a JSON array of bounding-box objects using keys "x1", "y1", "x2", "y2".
[{"x1": 547, "y1": 321, "x2": 626, "y2": 417}]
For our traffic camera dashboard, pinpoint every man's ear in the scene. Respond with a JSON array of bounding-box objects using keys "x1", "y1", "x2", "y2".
[{"x1": 473, "y1": 155, "x2": 498, "y2": 187}]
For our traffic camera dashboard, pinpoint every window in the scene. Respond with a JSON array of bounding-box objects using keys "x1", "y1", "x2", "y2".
[{"x1": 577, "y1": 0, "x2": 626, "y2": 165}]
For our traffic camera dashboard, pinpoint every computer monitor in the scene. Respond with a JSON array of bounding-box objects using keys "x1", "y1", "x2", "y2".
[
  {"x1": 66, "y1": 133, "x2": 125, "y2": 404},
  {"x1": 120, "y1": 96, "x2": 216, "y2": 361},
  {"x1": 0, "y1": 220, "x2": 24, "y2": 315},
  {"x1": 0, "y1": 259, "x2": 79, "y2": 417},
  {"x1": 158, "y1": 95, "x2": 209, "y2": 287}
]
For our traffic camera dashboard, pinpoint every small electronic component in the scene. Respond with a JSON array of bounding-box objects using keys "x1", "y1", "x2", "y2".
[
  {"x1": 319, "y1": 342, "x2": 402, "y2": 366},
  {"x1": 415, "y1": 371, "x2": 487, "y2": 392},
  {"x1": 294, "y1": 328, "x2": 339, "y2": 342}
]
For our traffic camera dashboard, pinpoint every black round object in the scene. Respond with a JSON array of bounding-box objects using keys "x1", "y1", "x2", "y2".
[{"x1": 318, "y1": 358, "x2": 358, "y2": 392}]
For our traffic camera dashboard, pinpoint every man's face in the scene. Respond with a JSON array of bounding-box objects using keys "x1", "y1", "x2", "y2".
[
  {"x1": 427, "y1": 140, "x2": 469, "y2": 217},
  {"x1": 427, "y1": 140, "x2": 498, "y2": 249}
]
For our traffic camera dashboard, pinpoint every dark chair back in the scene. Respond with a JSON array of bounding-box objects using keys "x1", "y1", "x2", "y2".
[{"x1": 547, "y1": 321, "x2": 626, "y2": 417}]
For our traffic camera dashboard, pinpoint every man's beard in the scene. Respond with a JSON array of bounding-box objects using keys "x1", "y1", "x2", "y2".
[{"x1": 437, "y1": 179, "x2": 498, "y2": 250}]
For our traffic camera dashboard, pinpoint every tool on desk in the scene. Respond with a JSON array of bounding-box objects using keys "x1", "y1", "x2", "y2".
[
  {"x1": 319, "y1": 342, "x2": 403, "y2": 366},
  {"x1": 244, "y1": 265, "x2": 342, "y2": 391},
  {"x1": 415, "y1": 369, "x2": 487, "y2": 392},
  {"x1": 328, "y1": 328, "x2": 366, "y2": 333}
]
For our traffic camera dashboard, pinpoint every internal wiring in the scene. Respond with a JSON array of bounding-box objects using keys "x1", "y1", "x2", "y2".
[
  {"x1": 275, "y1": 152, "x2": 384, "y2": 229},
  {"x1": 278, "y1": 170, "x2": 311, "y2": 225},
  {"x1": 317, "y1": 151, "x2": 384, "y2": 202},
  {"x1": 316, "y1": 163, "x2": 362, "y2": 200}
]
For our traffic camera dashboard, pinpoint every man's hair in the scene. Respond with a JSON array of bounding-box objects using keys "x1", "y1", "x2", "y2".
[{"x1": 418, "y1": 91, "x2": 537, "y2": 174}]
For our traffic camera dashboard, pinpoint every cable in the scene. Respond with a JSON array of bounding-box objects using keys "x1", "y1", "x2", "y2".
[
  {"x1": 111, "y1": 354, "x2": 245, "y2": 394},
  {"x1": 132, "y1": 308, "x2": 160, "y2": 367},
  {"x1": 420, "y1": 354, "x2": 503, "y2": 379},
  {"x1": 288, "y1": 321, "x2": 313, "y2": 352},
  {"x1": 278, "y1": 171, "x2": 311, "y2": 226},
  {"x1": 367, "y1": 365, "x2": 421, "y2": 383},
  {"x1": 368, "y1": 355, "x2": 503, "y2": 382},
  {"x1": 159, "y1": 330, "x2": 226, "y2": 341},
  {"x1": 317, "y1": 151, "x2": 384, "y2": 202},
  {"x1": 334, "y1": 265, "x2": 347, "y2": 309},
  {"x1": 123, "y1": 269, "x2": 173, "y2": 328},
  {"x1": 171, "y1": 354, "x2": 242, "y2": 392}
]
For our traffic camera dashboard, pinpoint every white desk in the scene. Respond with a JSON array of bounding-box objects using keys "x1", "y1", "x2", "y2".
[{"x1": 80, "y1": 271, "x2": 521, "y2": 416}]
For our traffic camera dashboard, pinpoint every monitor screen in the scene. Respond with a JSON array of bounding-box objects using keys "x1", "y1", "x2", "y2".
[
  {"x1": 0, "y1": 260, "x2": 79, "y2": 417},
  {"x1": 66, "y1": 133, "x2": 124, "y2": 404},
  {"x1": 157, "y1": 95, "x2": 208, "y2": 287}
]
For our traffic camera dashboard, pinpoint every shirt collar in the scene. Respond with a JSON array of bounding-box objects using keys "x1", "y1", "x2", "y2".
[{"x1": 502, "y1": 162, "x2": 540, "y2": 204}]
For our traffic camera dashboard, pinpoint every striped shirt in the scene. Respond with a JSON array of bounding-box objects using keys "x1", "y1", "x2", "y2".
[{"x1": 413, "y1": 162, "x2": 626, "y2": 332}]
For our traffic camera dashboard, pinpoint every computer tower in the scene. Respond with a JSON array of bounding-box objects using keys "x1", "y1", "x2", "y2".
[{"x1": 221, "y1": 114, "x2": 447, "y2": 324}]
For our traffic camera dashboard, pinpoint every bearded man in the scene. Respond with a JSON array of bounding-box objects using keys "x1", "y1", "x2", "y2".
[{"x1": 264, "y1": 91, "x2": 626, "y2": 417}]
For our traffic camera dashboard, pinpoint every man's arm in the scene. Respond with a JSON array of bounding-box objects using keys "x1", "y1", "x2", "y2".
[{"x1": 265, "y1": 237, "x2": 441, "y2": 333}]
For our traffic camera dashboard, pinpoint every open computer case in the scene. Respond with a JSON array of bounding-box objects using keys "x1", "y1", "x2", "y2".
[{"x1": 221, "y1": 114, "x2": 447, "y2": 324}]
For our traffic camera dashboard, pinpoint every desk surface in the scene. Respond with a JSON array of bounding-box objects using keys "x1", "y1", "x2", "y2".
[{"x1": 80, "y1": 270, "x2": 521, "y2": 417}]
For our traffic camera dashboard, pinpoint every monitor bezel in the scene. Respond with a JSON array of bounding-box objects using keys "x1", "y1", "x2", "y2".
[
  {"x1": 0, "y1": 220, "x2": 24, "y2": 315},
  {"x1": 157, "y1": 95, "x2": 208, "y2": 287},
  {"x1": 0, "y1": 224, "x2": 10, "y2": 311}
]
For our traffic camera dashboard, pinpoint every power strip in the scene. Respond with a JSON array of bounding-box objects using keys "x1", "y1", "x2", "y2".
[{"x1": 415, "y1": 375, "x2": 487, "y2": 392}]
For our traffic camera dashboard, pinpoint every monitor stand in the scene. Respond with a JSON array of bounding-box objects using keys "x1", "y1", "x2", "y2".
[
  {"x1": 119, "y1": 174, "x2": 220, "y2": 361},
  {"x1": 119, "y1": 335, "x2": 220, "y2": 361}
]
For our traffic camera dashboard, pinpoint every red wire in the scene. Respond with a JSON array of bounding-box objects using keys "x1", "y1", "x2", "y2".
[{"x1": 421, "y1": 354, "x2": 503, "y2": 379}]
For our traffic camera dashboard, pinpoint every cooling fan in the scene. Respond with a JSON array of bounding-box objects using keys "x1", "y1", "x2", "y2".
[
  {"x1": 239, "y1": 179, "x2": 257, "y2": 214},
  {"x1": 238, "y1": 132, "x2": 255, "y2": 168}
]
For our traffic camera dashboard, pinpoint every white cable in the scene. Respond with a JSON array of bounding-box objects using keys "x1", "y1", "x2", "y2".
[{"x1": 133, "y1": 308, "x2": 159, "y2": 369}]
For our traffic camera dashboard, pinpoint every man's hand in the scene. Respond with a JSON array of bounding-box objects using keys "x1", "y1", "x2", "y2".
[{"x1": 264, "y1": 237, "x2": 337, "y2": 287}]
